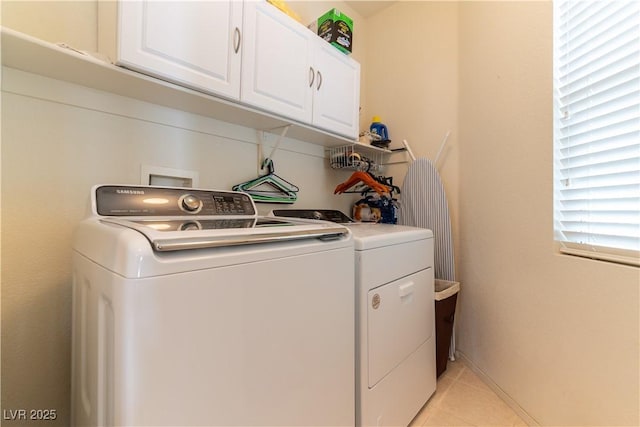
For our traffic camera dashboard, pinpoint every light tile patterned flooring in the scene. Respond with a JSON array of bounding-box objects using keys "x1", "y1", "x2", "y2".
[{"x1": 409, "y1": 359, "x2": 528, "y2": 427}]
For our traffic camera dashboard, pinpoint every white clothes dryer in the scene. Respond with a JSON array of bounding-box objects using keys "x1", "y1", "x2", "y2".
[
  {"x1": 71, "y1": 186, "x2": 355, "y2": 427},
  {"x1": 272, "y1": 210, "x2": 437, "y2": 427}
]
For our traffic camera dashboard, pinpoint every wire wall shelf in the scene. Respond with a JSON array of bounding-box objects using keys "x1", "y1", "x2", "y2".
[{"x1": 328, "y1": 145, "x2": 385, "y2": 173}]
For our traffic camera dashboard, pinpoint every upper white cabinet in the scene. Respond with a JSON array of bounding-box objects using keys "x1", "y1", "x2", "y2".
[
  {"x1": 99, "y1": 0, "x2": 243, "y2": 100},
  {"x1": 241, "y1": 1, "x2": 360, "y2": 139},
  {"x1": 241, "y1": 1, "x2": 314, "y2": 125},
  {"x1": 311, "y1": 37, "x2": 361, "y2": 139},
  {"x1": 96, "y1": 0, "x2": 360, "y2": 140}
]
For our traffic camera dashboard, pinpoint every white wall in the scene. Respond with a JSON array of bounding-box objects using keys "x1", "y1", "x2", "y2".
[
  {"x1": 0, "y1": 2, "x2": 368, "y2": 425},
  {"x1": 1, "y1": 1, "x2": 98, "y2": 51},
  {"x1": 457, "y1": 2, "x2": 639, "y2": 426}
]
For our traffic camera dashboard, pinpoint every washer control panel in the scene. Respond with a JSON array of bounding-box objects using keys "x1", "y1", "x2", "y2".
[{"x1": 94, "y1": 185, "x2": 256, "y2": 217}]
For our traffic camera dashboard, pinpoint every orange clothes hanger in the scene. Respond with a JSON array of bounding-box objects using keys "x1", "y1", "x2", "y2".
[{"x1": 334, "y1": 171, "x2": 390, "y2": 196}]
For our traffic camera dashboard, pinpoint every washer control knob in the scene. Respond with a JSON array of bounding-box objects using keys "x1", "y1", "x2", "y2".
[
  {"x1": 181, "y1": 194, "x2": 202, "y2": 213},
  {"x1": 180, "y1": 221, "x2": 201, "y2": 231}
]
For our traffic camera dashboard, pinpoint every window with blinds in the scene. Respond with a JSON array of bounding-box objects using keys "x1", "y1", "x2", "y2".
[{"x1": 553, "y1": 0, "x2": 640, "y2": 266}]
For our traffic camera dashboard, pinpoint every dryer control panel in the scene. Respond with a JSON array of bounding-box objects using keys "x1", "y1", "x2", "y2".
[
  {"x1": 94, "y1": 185, "x2": 256, "y2": 217},
  {"x1": 272, "y1": 209, "x2": 353, "y2": 223}
]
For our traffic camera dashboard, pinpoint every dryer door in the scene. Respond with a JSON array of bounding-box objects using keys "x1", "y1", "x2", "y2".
[{"x1": 367, "y1": 268, "x2": 434, "y2": 388}]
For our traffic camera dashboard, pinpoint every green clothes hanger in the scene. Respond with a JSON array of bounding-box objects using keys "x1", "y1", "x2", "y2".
[{"x1": 232, "y1": 158, "x2": 299, "y2": 204}]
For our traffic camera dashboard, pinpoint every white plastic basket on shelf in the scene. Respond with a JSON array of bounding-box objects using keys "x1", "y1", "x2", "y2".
[{"x1": 329, "y1": 145, "x2": 384, "y2": 173}]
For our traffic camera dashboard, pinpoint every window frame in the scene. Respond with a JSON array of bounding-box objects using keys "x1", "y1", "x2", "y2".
[{"x1": 552, "y1": 0, "x2": 640, "y2": 267}]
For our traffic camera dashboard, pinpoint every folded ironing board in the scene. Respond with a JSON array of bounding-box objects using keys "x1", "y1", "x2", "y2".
[{"x1": 398, "y1": 158, "x2": 455, "y2": 282}]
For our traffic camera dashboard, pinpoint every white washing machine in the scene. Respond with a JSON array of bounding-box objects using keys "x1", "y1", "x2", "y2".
[
  {"x1": 272, "y1": 210, "x2": 436, "y2": 427},
  {"x1": 71, "y1": 186, "x2": 355, "y2": 427}
]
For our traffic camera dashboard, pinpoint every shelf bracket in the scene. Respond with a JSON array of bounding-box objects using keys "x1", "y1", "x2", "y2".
[
  {"x1": 403, "y1": 131, "x2": 451, "y2": 170},
  {"x1": 257, "y1": 124, "x2": 292, "y2": 173},
  {"x1": 402, "y1": 139, "x2": 417, "y2": 162},
  {"x1": 433, "y1": 130, "x2": 451, "y2": 168}
]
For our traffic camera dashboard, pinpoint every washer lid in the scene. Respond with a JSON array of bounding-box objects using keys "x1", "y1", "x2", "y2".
[
  {"x1": 346, "y1": 223, "x2": 432, "y2": 250},
  {"x1": 100, "y1": 216, "x2": 349, "y2": 252},
  {"x1": 89, "y1": 186, "x2": 349, "y2": 251}
]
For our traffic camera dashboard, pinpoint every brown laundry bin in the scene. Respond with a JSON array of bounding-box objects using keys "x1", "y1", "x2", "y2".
[{"x1": 434, "y1": 280, "x2": 460, "y2": 378}]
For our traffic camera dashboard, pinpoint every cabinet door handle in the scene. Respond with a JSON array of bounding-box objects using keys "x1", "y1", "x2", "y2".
[
  {"x1": 309, "y1": 67, "x2": 315, "y2": 87},
  {"x1": 233, "y1": 27, "x2": 241, "y2": 53},
  {"x1": 316, "y1": 70, "x2": 323, "y2": 90}
]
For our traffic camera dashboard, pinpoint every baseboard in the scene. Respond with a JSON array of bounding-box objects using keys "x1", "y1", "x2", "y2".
[{"x1": 455, "y1": 351, "x2": 540, "y2": 426}]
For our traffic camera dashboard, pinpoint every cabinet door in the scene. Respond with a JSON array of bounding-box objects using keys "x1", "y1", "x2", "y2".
[
  {"x1": 117, "y1": 1, "x2": 242, "y2": 99},
  {"x1": 312, "y1": 39, "x2": 361, "y2": 139},
  {"x1": 241, "y1": 1, "x2": 313, "y2": 123}
]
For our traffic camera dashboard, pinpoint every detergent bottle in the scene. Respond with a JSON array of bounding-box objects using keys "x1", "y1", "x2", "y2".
[{"x1": 369, "y1": 116, "x2": 389, "y2": 141}]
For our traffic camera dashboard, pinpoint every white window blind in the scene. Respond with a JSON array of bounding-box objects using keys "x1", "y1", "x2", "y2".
[{"x1": 553, "y1": 0, "x2": 640, "y2": 266}]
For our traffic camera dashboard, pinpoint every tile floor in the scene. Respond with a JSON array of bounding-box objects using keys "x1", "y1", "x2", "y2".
[{"x1": 409, "y1": 359, "x2": 528, "y2": 427}]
